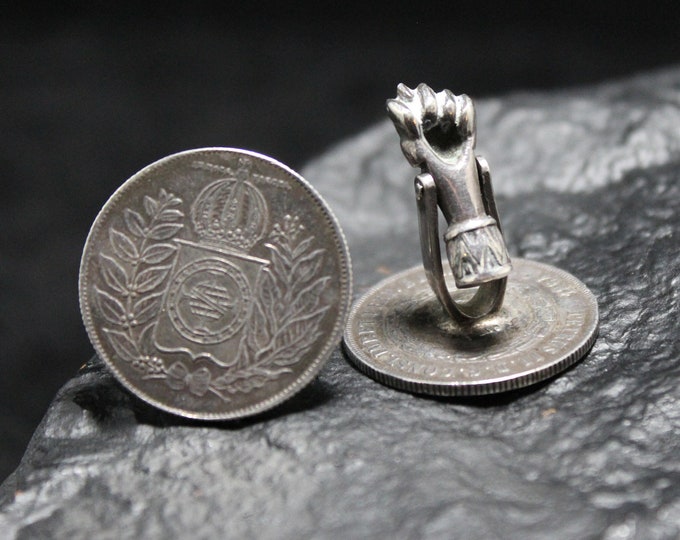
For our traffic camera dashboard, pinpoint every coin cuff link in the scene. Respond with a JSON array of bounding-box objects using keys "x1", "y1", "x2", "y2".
[
  {"x1": 79, "y1": 84, "x2": 599, "y2": 419},
  {"x1": 342, "y1": 84, "x2": 599, "y2": 396}
]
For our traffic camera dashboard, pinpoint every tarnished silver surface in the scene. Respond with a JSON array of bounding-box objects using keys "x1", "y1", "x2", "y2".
[
  {"x1": 344, "y1": 259, "x2": 598, "y2": 396},
  {"x1": 387, "y1": 84, "x2": 511, "y2": 322},
  {"x1": 414, "y1": 167, "x2": 506, "y2": 321},
  {"x1": 79, "y1": 148, "x2": 352, "y2": 419}
]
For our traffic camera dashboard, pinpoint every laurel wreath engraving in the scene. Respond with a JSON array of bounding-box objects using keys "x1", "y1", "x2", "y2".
[
  {"x1": 96, "y1": 197, "x2": 330, "y2": 402},
  {"x1": 208, "y1": 215, "x2": 330, "y2": 399},
  {"x1": 95, "y1": 189, "x2": 184, "y2": 375}
]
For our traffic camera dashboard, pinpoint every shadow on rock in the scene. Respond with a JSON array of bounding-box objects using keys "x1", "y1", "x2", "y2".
[
  {"x1": 130, "y1": 377, "x2": 335, "y2": 429},
  {"x1": 72, "y1": 358, "x2": 335, "y2": 430}
]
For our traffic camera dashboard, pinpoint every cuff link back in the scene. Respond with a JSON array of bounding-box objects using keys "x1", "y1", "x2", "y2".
[
  {"x1": 343, "y1": 84, "x2": 598, "y2": 396},
  {"x1": 79, "y1": 148, "x2": 352, "y2": 419}
]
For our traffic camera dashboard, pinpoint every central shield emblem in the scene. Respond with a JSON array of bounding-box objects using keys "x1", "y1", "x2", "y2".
[{"x1": 153, "y1": 158, "x2": 269, "y2": 367}]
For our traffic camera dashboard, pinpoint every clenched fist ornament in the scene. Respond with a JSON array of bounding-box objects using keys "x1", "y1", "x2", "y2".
[{"x1": 343, "y1": 84, "x2": 599, "y2": 396}]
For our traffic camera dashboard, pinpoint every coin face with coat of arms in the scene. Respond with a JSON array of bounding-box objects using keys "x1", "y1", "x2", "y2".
[{"x1": 79, "y1": 148, "x2": 352, "y2": 419}]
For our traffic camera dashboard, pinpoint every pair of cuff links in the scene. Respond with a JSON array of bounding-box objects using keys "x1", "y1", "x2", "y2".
[{"x1": 79, "y1": 84, "x2": 598, "y2": 420}]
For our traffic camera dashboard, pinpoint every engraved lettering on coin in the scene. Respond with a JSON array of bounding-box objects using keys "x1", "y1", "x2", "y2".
[
  {"x1": 80, "y1": 148, "x2": 352, "y2": 419},
  {"x1": 343, "y1": 259, "x2": 598, "y2": 395}
]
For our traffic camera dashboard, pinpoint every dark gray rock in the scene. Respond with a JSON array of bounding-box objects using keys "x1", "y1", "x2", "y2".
[{"x1": 2, "y1": 69, "x2": 680, "y2": 539}]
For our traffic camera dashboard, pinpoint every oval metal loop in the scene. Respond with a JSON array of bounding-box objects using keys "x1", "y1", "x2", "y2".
[{"x1": 415, "y1": 162, "x2": 507, "y2": 322}]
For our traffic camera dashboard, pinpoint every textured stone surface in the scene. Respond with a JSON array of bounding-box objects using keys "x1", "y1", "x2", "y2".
[{"x1": 2, "y1": 69, "x2": 680, "y2": 539}]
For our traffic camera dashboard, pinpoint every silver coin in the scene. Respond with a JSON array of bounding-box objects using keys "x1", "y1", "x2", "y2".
[
  {"x1": 80, "y1": 148, "x2": 352, "y2": 419},
  {"x1": 343, "y1": 259, "x2": 598, "y2": 396}
]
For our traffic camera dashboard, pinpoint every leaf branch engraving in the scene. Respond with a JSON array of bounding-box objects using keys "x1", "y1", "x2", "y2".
[
  {"x1": 96, "y1": 204, "x2": 330, "y2": 403},
  {"x1": 95, "y1": 189, "x2": 184, "y2": 375},
  {"x1": 209, "y1": 215, "x2": 330, "y2": 399}
]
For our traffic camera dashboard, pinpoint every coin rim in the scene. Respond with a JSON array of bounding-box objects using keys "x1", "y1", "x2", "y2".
[
  {"x1": 343, "y1": 259, "x2": 598, "y2": 396},
  {"x1": 79, "y1": 147, "x2": 352, "y2": 420}
]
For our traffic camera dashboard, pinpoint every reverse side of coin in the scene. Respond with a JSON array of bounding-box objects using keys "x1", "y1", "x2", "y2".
[
  {"x1": 343, "y1": 259, "x2": 598, "y2": 396},
  {"x1": 80, "y1": 148, "x2": 352, "y2": 419}
]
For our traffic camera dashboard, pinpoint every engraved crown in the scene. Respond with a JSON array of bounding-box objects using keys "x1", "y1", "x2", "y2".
[{"x1": 191, "y1": 157, "x2": 267, "y2": 252}]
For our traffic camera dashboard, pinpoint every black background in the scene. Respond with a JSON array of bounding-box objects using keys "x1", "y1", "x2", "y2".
[{"x1": 2, "y1": 2, "x2": 679, "y2": 481}]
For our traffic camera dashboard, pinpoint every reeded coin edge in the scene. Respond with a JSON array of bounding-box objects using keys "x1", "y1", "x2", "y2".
[
  {"x1": 343, "y1": 259, "x2": 599, "y2": 396},
  {"x1": 79, "y1": 147, "x2": 352, "y2": 420}
]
